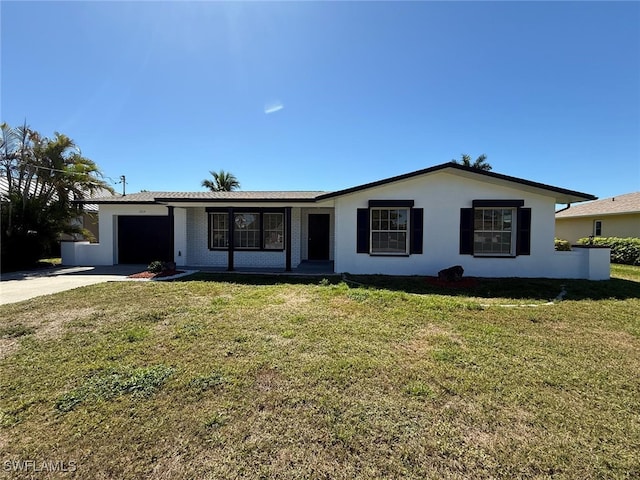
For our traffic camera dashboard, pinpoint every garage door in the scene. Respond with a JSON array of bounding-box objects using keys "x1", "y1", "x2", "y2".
[{"x1": 117, "y1": 216, "x2": 171, "y2": 264}]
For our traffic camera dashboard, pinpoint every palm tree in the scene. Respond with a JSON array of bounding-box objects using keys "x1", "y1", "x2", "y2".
[
  {"x1": 451, "y1": 154, "x2": 492, "y2": 171},
  {"x1": 202, "y1": 170, "x2": 240, "y2": 192},
  {"x1": 1, "y1": 122, "x2": 113, "y2": 268}
]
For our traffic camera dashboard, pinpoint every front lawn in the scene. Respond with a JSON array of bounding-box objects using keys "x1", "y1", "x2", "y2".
[
  {"x1": 0, "y1": 273, "x2": 639, "y2": 479},
  {"x1": 612, "y1": 263, "x2": 640, "y2": 282}
]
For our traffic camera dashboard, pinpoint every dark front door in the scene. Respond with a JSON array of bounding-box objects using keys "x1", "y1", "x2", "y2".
[
  {"x1": 308, "y1": 214, "x2": 330, "y2": 260},
  {"x1": 118, "y1": 216, "x2": 171, "y2": 264}
]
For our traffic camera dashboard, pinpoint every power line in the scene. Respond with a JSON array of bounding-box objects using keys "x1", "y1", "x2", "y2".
[
  {"x1": 3, "y1": 160, "x2": 127, "y2": 194},
  {"x1": 4, "y1": 162, "x2": 99, "y2": 177}
]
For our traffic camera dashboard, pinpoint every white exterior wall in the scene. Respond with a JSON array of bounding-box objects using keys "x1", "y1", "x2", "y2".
[
  {"x1": 334, "y1": 171, "x2": 561, "y2": 277},
  {"x1": 62, "y1": 204, "x2": 170, "y2": 266},
  {"x1": 551, "y1": 248, "x2": 611, "y2": 280},
  {"x1": 174, "y1": 207, "x2": 188, "y2": 266},
  {"x1": 61, "y1": 241, "x2": 105, "y2": 266}
]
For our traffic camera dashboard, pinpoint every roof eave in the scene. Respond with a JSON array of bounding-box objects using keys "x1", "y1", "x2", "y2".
[
  {"x1": 317, "y1": 163, "x2": 597, "y2": 203},
  {"x1": 556, "y1": 210, "x2": 639, "y2": 219},
  {"x1": 155, "y1": 197, "x2": 320, "y2": 204}
]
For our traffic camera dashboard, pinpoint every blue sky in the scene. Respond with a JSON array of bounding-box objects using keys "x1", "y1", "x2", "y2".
[{"x1": 2, "y1": 1, "x2": 639, "y2": 201}]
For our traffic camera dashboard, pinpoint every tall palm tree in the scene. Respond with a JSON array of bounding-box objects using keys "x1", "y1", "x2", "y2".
[
  {"x1": 451, "y1": 154, "x2": 492, "y2": 171},
  {"x1": 202, "y1": 170, "x2": 240, "y2": 192}
]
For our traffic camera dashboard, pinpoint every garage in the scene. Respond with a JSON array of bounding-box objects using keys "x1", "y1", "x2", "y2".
[{"x1": 117, "y1": 216, "x2": 171, "y2": 264}]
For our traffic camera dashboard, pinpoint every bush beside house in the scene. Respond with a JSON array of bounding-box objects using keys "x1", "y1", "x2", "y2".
[
  {"x1": 554, "y1": 238, "x2": 572, "y2": 251},
  {"x1": 577, "y1": 237, "x2": 640, "y2": 265}
]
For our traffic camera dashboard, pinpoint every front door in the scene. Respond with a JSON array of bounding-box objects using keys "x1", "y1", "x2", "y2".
[{"x1": 307, "y1": 214, "x2": 330, "y2": 260}]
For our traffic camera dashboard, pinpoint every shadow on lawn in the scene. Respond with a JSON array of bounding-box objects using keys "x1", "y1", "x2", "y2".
[{"x1": 177, "y1": 272, "x2": 640, "y2": 302}]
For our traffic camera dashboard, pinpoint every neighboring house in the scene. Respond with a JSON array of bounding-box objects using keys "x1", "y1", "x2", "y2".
[
  {"x1": 556, "y1": 192, "x2": 640, "y2": 244},
  {"x1": 63, "y1": 163, "x2": 610, "y2": 279},
  {"x1": 62, "y1": 188, "x2": 119, "y2": 243},
  {"x1": 0, "y1": 177, "x2": 112, "y2": 243}
]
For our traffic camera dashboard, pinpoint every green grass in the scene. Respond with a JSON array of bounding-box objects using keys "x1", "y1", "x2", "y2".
[
  {"x1": 0, "y1": 270, "x2": 639, "y2": 479},
  {"x1": 612, "y1": 263, "x2": 640, "y2": 282}
]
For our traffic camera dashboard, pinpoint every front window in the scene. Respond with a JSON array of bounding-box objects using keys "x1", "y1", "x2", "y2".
[
  {"x1": 473, "y1": 208, "x2": 515, "y2": 255},
  {"x1": 208, "y1": 209, "x2": 286, "y2": 251},
  {"x1": 210, "y1": 213, "x2": 229, "y2": 249},
  {"x1": 234, "y1": 213, "x2": 260, "y2": 249},
  {"x1": 263, "y1": 213, "x2": 284, "y2": 249},
  {"x1": 370, "y1": 208, "x2": 409, "y2": 254}
]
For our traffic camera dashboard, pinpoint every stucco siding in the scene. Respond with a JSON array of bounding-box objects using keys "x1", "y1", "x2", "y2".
[
  {"x1": 334, "y1": 171, "x2": 558, "y2": 277},
  {"x1": 556, "y1": 214, "x2": 640, "y2": 244},
  {"x1": 74, "y1": 204, "x2": 170, "y2": 265}
]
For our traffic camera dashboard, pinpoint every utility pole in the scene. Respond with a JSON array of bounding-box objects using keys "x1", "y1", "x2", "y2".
[{"x1": 119, "y1": 175, "x2": 127, "y2": 196}]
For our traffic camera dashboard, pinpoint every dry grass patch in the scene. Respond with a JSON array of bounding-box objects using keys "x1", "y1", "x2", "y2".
[{"x1": 0, "y1": 274, "x2": 639, "y2": 479}]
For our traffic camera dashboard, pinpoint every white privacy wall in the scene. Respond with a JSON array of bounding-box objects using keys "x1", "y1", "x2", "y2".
[{"x1": 333, "y1": 171, "x2": 561, "y2": 277}]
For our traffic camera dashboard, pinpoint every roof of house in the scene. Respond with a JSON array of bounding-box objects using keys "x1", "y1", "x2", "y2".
[
  {"x1": 81, "y1": 163, "x2": 597, "y2": 205},
  {"x1": 555, "y1": 191, "x2": 640, "y2": 218},
  {"x1": 85, "y1": 190, "x2": 327, "y2": 204}
]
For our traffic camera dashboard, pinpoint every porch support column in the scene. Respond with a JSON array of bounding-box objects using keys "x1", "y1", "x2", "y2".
[
  {"x1": 167, "y1": 206, "x2": 175, "y2": 262},
  {"x1": 227, "y1": 208, "x2": 235, "y2": 271},
  {"x1": 285, "y1": 207, "x2": 292, "y2": 272}
]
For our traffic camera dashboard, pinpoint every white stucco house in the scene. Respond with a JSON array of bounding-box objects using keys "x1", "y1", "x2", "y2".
[{"x1": 62, "y1": 163, "x2": 610, "y2": 279}]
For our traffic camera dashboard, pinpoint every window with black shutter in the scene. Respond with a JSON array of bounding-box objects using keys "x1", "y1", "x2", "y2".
[
  {"x1": 460, "y1": 201, "x2": 531, "y2": 257},
  {"x1": 356, "y1": 202, "x2": 423, "y2": 255}
]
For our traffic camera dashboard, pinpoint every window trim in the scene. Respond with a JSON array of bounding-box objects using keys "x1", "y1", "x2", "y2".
[
  {"x1": 460, "y1": 200, "x2": 530, "y2": 258},
  {"x1": 233, "y1": 212, "x2": 261, "y2": 250},
  {"x1": 472, "y1": 207, "x2": 517, "y2": 257},
  {"x1": 263, "y1": 212, "x2": 285, "y2": 250},
  {"x1": 369, "y1": 206, "x2": 410, "y2": 256},
  {"x1": 209, "y1": 212, "x2": 229, "y2": 250},
  {"x1": 593, "y1": 219, "x2": 602, "y2": 237},
  {"x1": 206, "y1": 208, "x2": 286, "y2": 252}
]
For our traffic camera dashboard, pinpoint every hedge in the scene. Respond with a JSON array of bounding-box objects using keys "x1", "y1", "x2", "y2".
[
  {"x1": 577, "y1": 237, "x2": 640, "y2": 266},
  {"x1": 554, "y1": 238, "x2": 572, "y2": 251}
]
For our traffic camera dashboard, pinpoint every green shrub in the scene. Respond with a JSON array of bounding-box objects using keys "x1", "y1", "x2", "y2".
[
  {"x1": 577, "y1": 237, "x2": 640, "y2": 265},
  {"x1": 554, "y1": 238, "x2": 572, "y2": 251},
  {"x1": 147, "y1": 260, "x2": 163, "y2": 273}
]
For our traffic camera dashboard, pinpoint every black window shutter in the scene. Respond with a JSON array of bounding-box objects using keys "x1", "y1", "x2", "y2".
[
  {"x1": 410, "y1": 208, "x2": 423, "y2": 254},
  {"x1": 516, "y1": 208, "x2": 532, "y2": 255},
  {"x1": 356, "y1": 208, "x2": 370, "y2": 253},
  {"x1": 459, "y1": 208, "x2": 474, "y2": 255}
]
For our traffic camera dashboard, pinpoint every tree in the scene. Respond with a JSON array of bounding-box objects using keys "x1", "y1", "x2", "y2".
[
  {"x1": 451, "y1": 154, "x2": 492, "y2": 171},
  {"x1": 1, "y1": 122, "x2": 113, "y2": 270},
  {"x1": 201, "y1": 170, "x2": 240, "y2": 192}
]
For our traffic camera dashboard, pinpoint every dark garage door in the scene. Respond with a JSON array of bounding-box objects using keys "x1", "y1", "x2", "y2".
[{"x1": 118, "y1": 216, "x2": 171, "y2": 264}]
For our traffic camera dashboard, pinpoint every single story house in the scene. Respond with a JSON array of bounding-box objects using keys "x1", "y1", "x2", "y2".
[
  {"x1": 556, "y1": 192, "x2": 640, "y2": 244},
  {"x1": 63, "y1": 163, "x2": 610, "y2": 279}
]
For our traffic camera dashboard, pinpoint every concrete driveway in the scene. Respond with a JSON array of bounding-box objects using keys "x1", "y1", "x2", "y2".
[{"x1": 0, "y1": 265, "x2": 146, "y2": 305}]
